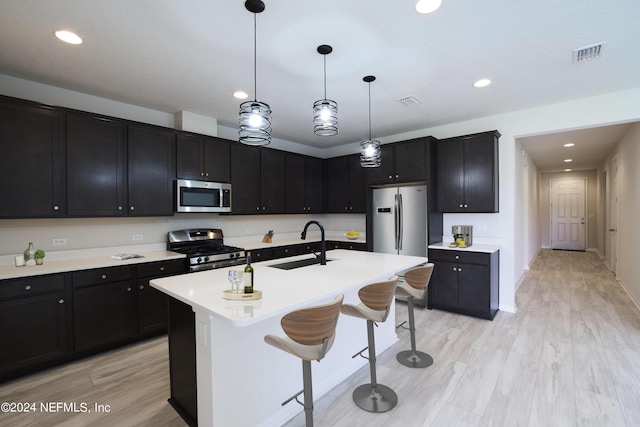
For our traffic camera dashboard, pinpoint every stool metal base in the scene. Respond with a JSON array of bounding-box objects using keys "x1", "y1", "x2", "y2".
[
  {"x1": 396, "y1": 350, "x2": 434, "y2": 368},
  {"x1": 352, "y1": 383, "x2": 398, "y2": 413}
]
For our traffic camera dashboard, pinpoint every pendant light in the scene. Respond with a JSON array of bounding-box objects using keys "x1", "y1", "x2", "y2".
[
  {"x1": 360, "y1": 75, "x2": 381, "y2": 168},
  {"x1": 239, "y1": 0, "x2": 271, "y2": 146},
  {"x1": 313, "y1": 45, "x2": 338, "y2": 136}
]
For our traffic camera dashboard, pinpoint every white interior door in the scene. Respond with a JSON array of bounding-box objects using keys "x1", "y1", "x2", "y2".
[
  {"x1": 610, "y1": 156, "x2": 618, "y2": 274},
  {"x1": 550, "y1": 178, "x2": 586, "y2": 251}
]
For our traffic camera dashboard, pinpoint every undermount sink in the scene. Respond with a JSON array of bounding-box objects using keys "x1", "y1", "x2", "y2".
[{"x1": 267, "y1": 257, "x2": 332, "y2": 270}]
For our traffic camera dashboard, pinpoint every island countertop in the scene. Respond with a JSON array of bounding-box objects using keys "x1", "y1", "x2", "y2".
[{"x1": 150, "y1": 249, "x2": 427, "y2": 327}]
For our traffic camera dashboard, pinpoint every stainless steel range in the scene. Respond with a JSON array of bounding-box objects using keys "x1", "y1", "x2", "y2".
[{"x1": 168, "y1": 228, "x2": 246, "y2": 272}]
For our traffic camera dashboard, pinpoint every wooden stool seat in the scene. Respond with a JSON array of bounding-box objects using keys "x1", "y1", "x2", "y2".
[
  {"x1": 395, "y1": 264, "x2": 434, "y2": 368},
  {"x1": 340, "y1": 277, "x2": 398, "y2": 413},
  {"x1": 264, "y1": 294, "x2": 344, "y2": 427}
]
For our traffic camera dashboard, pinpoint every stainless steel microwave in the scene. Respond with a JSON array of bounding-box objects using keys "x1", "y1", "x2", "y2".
[{"x1": 176, "y1": 179, "x2": 232, "y2": 213}]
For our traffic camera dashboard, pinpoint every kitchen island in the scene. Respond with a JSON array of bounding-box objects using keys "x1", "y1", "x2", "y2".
[{"x1": 150, "y1": 249, "x2": 427, "y2": 427}]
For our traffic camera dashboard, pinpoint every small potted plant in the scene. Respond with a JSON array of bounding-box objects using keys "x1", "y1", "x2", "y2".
[{"x1": 34, "y1": 249, "x2": 45, "y2": 265}]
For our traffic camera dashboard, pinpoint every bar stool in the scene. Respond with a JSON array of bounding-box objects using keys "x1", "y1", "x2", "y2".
[
  {"x1": 340, "y1": 277, "x2": 399, "y2": 413},
  {"x1": 395, "y1": 264, "x2": 434, "y2": 368},
  {"x1": 264, "y1": 294, "x2": 344, "y2": 427}
]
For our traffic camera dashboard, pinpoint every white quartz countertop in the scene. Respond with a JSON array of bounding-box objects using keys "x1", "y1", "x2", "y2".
[
  {"x1": 0, "y1": 250, "x2": 185, "y2": 280},
  {"x1": 150, "y1": 249, "x2": 425, "y2": 327},
  {"x1": 428, "y1": 242, "x2": 501, "y2": 253}
]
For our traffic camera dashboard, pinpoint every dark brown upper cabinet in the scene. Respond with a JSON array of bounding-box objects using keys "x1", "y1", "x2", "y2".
[
  {"x1": 285, "y1": 153, "x2": 325, "y2": 213},
  {"x1": 367, "y1": 137, "x2": 434, "y2": 185},
  {"x1": 66, "y1": 112, "x2": 127, "y2": 216},
  {"x1": 127, "y1": 125, "x2": 176, "y2": 216},
  {"x1": 230, "y1": 144, "x2": 286, "y2": 214},
  {"x1": 176, "y1": 133, "x2": 230, "y2": 183},
  {"x1": 0, "y1": 97, "x2": 65, "y2": 218},
  {"x1": 326, "y1": 154, "x2": 366, "y2": 213},
  {"x1": 436, "y1": 130, "x2": 500, "y2": 213}
]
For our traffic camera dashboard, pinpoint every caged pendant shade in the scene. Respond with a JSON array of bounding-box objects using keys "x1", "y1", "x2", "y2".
[
  {"x1": 313, "y1": 45, "x2": 338, "y2": 136},
  {"x1": 360, "y1": 75, "x2": 381, "y2": 168},
  {"x1": 239, "y1": 0, "x2": 271, "y2": 146}
]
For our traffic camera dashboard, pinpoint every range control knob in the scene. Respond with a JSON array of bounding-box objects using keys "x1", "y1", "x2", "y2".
[
  {"x1": 204, "y1": 256, "x2": 210, "y2": 262},
  {"x1": 197, "y1": 257, "x2": 202, "y2": 263}
]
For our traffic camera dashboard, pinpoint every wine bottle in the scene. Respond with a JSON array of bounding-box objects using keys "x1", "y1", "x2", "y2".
[{"x1": 243, "y1": 251, "x2": 254, "y2": 293}]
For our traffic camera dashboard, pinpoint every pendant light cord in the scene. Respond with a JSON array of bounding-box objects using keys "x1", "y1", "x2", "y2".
[
  {"x1": 368, "y1": 82, "x2": 372, "y2": 140},
  {"x1": 253, "y1": 12, "x2": 258, "y2": 102},
  {"x1": 323, "y1": 55, "x2": 327, "y2": 100}
]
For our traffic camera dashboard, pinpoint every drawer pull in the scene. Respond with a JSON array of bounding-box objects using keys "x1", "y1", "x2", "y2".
[
  {"x1": 25, "y1": 285, "x2": 32, "y2": 291},
  {"x1": 159, "y1": 266, "x2": 165, "y2": 271},
  {"x1": 59, "y1": 299, "x2": 64, "y2": 304},
  {"x1": 101, "y1": 274, "x2": 107, "y2": 279},
  {"x1": 139, "y1": 285, "x2": 144, "y2": 290},
  {"x1": 126, "y1": 287, "x2": 132, "y2": 292}
]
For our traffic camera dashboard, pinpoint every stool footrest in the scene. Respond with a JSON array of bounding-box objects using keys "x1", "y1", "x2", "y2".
[
  {"x1": 396, "y1": 320, "x2": 409, "y2": 330},
  {"x1": 281, "y1": 389, "x2": 305, "y2": 407},
  {"x1": 351, "y1": 346, "x2": 369, "y2": 360}
]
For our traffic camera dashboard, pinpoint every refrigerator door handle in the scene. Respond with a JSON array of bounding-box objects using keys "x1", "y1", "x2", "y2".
[
  {"x1": 398, "y1": 193, "x2": 403, "y2": 251},
  {"x1": 394, "y1": 193, "x2": 400, "y2": 250}
]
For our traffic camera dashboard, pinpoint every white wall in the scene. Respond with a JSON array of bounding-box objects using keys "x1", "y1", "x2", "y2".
[
  {"x1": 600, "y1": 122, "x2": 640, "y2": 307},
  {"x1": 2, "y1": 73, "x2": 640, "y2": 313}
]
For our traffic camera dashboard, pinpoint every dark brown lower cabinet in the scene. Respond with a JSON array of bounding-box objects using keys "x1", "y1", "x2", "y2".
[
  {"x1": 428, "y1": 249, "x2": 499, "y2": 320},
  {"x1": 73, "y1": 279, "x2": 137, "y2": 353},
  {"x1": 0, "y1": 274, "x2": 70, "y2": 382},
  {"x1": 136, "y1": 259, "x2": 186, "y2": 336}
]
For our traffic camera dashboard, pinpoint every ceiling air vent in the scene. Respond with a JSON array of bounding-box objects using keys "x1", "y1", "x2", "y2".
[
  {"x1": 398, "y1": 96, "x2": 421, "y2": 106},
  {"x1": 573, "y1": 42, "x2": 605, "y2": 63}
]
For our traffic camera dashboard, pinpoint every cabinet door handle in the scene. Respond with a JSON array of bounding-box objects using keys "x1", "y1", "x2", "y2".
[
  {"x1": 464, "y1": 204, "x2": 468, "y2": 208},
  {"x1": 455, "y1": 255, "x2": 459, "y2": 260},
  {"x1": 25, "y1": 285, "x2": 31, "y2": 291},
  {"x1": 59, "y1": 299, "x2": 64, "y2": 304},
  {"x1": 452, "y1": 267, "x2": 457, "y2": 271},
  {"x1": 139, "y1": 285, "x2": 144, "y2": 290},
  {"x1": 130, "y1": 206, "x2": 135, "y2": 211},
  {"x1": 459, "y1": 204, "x2": 464, "y2": 208},
  {"x1": 458, "y1": 268, "x2": 462, "y2": 272},
  {"x1": 205, "y1": 172, "x2": 209, "y2": 177},
  {"x1": 53, "y1": 205, "x2": 60, "y2": 211},
  {"x1": 101, "y1": 274, "x2": 107, "y2": 279},
  {"x1": 118, "y1": 206, "x2": 123, "y2": 210},
  {"x1": 127, "y1": 287, "x2": 132, "y2": 292}
]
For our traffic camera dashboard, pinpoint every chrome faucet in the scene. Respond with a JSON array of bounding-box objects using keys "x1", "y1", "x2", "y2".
[{"x1": 301, "y1": 220, "x2": 326, "y2": 265}]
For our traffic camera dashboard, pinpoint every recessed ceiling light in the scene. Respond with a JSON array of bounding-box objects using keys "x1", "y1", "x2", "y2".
[
  {"x1": 564, "y1": 143, "x2": 575, "y2": 147},
  {"x1": 55, "y1": 30, "x2": 82, "y2": 45},
  {"x1": 473, "y1": 78, "x2": 491, "y2": 88},
  {"x1": 416, "y1": 0, "x2": 442, "y2": 14},
  {"x1": 564, "y1": 159, "x2": 573, "y2": 162},
  {"x1": 564, "y1": 168, "x2": 572, "y2": 172},
  {"x1": 233, "y1": 91, "x2": 248, "y2": 100}
]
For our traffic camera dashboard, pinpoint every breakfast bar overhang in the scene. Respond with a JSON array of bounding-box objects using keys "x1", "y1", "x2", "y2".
[{"x1": 151, "y1": 249, "x2": 427, "y2": 427}]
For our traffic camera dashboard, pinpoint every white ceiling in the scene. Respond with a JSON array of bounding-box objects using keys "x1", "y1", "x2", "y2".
[{"x1": 1, "y1": 0, "x2": 639, "y2": 169}]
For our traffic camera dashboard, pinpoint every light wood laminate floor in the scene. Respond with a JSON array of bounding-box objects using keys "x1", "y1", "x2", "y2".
[{"x1": 2, "y1": 250, "x2": 639, "y2": 426}]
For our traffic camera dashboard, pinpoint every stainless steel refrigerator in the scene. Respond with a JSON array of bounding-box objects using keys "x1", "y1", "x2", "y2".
[{"x1": 372, "y1": 185, "x2": 428, "y2": 257}]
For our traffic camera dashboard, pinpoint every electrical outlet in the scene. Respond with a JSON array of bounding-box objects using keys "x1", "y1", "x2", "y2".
[
  {"x1": 132, "y1": 234, "x2": 143, "y2": 241},
  {"x1": 52, "y1": 238, "x2": 67, "y2": 246}
]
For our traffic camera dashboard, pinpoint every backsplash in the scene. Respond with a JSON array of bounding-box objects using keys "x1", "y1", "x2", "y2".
[{"x1": 0, "y1": 213, "x2": 366, "y2": 262}]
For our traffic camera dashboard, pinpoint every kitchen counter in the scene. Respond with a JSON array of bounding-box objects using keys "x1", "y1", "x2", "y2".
[
  {"x1": 429, "y1": 241, "x2": 501, "y2": 253},
  {"x1": 0, "y1": 250, "x2": 184, "y2": 281},
  {"x1": 150, "y1": 250, "x2": 425, "y2": 427}
]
